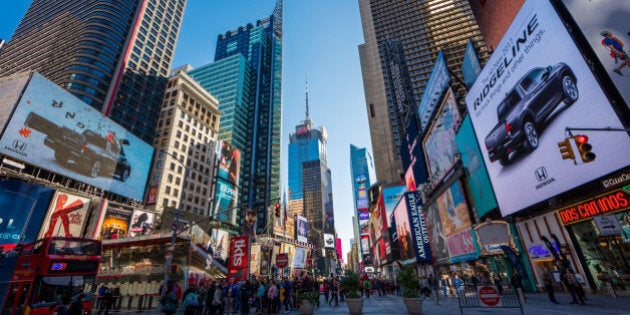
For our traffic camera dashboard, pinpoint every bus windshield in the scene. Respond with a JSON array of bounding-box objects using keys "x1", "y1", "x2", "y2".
[
  {"x1": 30, "y1": 275, "x2": 94, "y2": 306},
  {"x1": 48, "y1": 239, "x2": 101, "y2": 256}
]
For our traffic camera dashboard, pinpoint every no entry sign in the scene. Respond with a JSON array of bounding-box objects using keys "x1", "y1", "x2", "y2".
[
  {"x1": 276, "y1": 253, "x2": 288, "y2": 268},
  {"x1": 477, "y1": 286, "x2": 502, "y2": 307}
]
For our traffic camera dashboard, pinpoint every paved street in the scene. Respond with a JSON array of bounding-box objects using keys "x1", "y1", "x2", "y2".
[{"x1": 115, "y1": 292, "x2": 630, "y2": 315}]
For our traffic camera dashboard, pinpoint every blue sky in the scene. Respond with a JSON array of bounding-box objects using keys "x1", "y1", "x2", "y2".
[{"x1": 0, "y1": 0, "x2": 371, "y2": 261}]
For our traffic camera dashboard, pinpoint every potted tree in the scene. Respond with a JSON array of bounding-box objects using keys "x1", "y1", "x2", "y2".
[
  {"x1": 397, "y1": 265, "x2": 423, "y2": 315},
  {"x1": 340, "y1": 271, "x2": 363, "y2": 315},
  {"x1": 296, "y1": 278, "x2": 320, "y2": 315}
]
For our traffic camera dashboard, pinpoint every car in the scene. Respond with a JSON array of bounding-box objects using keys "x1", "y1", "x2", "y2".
[
  {"x1": 484, "y1": 63, "x2": 578, "y2": 166},
  {"x1": 24, "y1": 112, "x2": 132, "y2": 181}
]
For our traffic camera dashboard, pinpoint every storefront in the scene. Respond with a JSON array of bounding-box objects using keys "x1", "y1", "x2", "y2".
[
  {"x1": 516, "y1": 211, "x2": 587, "y2": 292},
  {"x1": 94, "y1": 232, "x2": 226, "y2": 309},
  {"x1": 556, "y1": 185, "x2": 630, "y2": 296}
]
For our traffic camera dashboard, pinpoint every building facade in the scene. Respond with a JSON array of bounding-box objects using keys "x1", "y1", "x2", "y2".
[
  {"x1": 188, "y1": 1, "x2": 283, "y2": 233},
  {"x1": 350, "y1": 144, "x2": 376, "y2": 264},
  {"x1": 0, "y1": 0, "x2": 186, "y2": 144},
  {"x1": 358, "y1": 0, "x2": 488, "y2": 183},
  {"x1": 147, "y1": 69, "x2": 221, "y2": 217}
]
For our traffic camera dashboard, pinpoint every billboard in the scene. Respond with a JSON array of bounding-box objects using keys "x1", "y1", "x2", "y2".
[
  {"x1": 324, "y1": 233, "x2": 335, "y2": 249},
  {"x1": 128, "y1": 209, "x2": 155, "y2": 237},
  {"x1": 40, "y1": 191, "x2": 91, "y2": 238},
  {"x1": 405, "y1": 191, "x2": 433, "y2": 263},
  {"x1": 369, "y1": 194, "x2": 384, "y2": 241},
  {"x1": 227, "y1": 235, "x2": 249, "y2": 282},
  {"x1": 293, "y1": 247, "x2": 307, "y2": 269},
  {"x1": 358, "y1": 209, "x2": 369, "y2": 236},
  {"x1": 393, "y1": 193, "x2": 414, "y2": 263},
  {"x1": 208, "y1": 228, "x2": 230, "y2": 265},
  {"x1": 561, "y1": 0, "x2": 630, "y2": 109},
  {"x1": 455, "y1": 115, "x2": 498, "y2": 218},
  {"x1": 382, "y1": 185, "x2": 406, "y2": 228},
  {"x1": 462, "y1": 40, "x2": 483, "y2": 89},
  {"x1": 355, "y1": 174, "x2": 369, "y2": 210},
  {"x1": 423, "y1": 88, "x2": 462, "y2": 184},
  {"x1": 464, "y1": 0, "x2": 630, "y2": 216},
  {"x1": 438, "y1": 181, "x2": 472, "y2": 237},
  {"x1": 425, "y1": 200, "x2": 450, "y2": 265},
  {"x1": 418, "y1": 50, "x2": 451, "y2": 133},
  {"x1": 335, "y1": 238, "x2": 343, "y2": 261},
  {"x1": 360, "y1": 235, "x2": 370, "y2": 256},
  {"x1": 0, "y1": 179, "x2": 54, "y2": 250},
  {"x1": 214, "y1": 140, "x2": 241, "y2": 224},
  {"x1": 0, "y1": 73, "x2": 153, "y2": 200},
  {"x1": 100, "y1": 207, "x2": 132, "y2": 240},
  {"x1": 296, "y1": 215, "x2": 308, "y2": 243}
]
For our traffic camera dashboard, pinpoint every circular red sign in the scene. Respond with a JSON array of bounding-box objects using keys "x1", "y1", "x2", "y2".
[
  {"x1": 276, "y1": 253, "x2": 288, "y2": 268},
  {"x1": 478, "y1": 286, "x2": 501, "y2": 307}
]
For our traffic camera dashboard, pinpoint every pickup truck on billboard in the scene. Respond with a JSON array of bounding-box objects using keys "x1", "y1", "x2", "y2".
[
  {"x1": 484, "y1": 63, "x2": 578, "y2": 166},
  {"x1": 24, "y1": 112, "x2": 132, "y2": 181}
]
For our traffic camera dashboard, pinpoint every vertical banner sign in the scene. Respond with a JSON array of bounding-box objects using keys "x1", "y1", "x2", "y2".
[
  {"x1": 500, "y1": 245, "x2": 527, "y2": 280},
  {"x1": 406, "y1": 191, "x2": 433, "y2": 263},
  {"x1": 228, "y1": 235, "x2": 249, "y2": 282},
  {"x1": 40, "y1": 191, "x2": 91, "y2": 238}
]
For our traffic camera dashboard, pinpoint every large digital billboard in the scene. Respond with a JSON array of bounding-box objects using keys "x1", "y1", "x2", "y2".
[
  {"x1": 40, "y1": 191, "x2": 92, "y2": 238},
  {"x1": 425, "y1": 200, "x2": 450, "y2": 265},
  {"x1": 296, "y1": 215, "x2": 308, "y2": 243},
  {"x1": 455, "y1": 115, "x2": 498, "y2": 218},
  {"x1": 355, "y1": 174, "x2": 369, "y2": 210},
  {"x1": 214, "y1": 140, "x2": 240, "y2": 224},
  {"x1": 0, "y1": 179, "x2": 54, "y2": 250},
  {"x1": 464, "y1": 0, "x2": 630, "y2": 216},
  {"x1": 383, "y1": 185, "x2": 406, "y2": 228},
  {"x1": 128, "y1": 209, "x2": 155, "y2": 237},
  {"x1": 423, "y1": 88, "x2": 462, "y2": 184},
  {"x1": 418, "y1": 50, "x2": 451, "y2": 133},
  {"x1": 358, "y1": 209, "x2": 369, "y2": 236},
  {"x1": 561, "y1": 0, "x2": 630, "y2": 109},
  {"x1": 100, "y1": 206, "x2": 132, "y2": 240},
  {"x1": 0, "y1": 73, "x2": 154, "y2": 200}
]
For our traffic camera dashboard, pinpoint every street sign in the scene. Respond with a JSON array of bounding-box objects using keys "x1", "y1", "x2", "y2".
[
  {"x1": 477, "y1": 286, "x2": 502, "y2": 307},
  {"x1": 593, "y1": 215, "x2": 623, "y2": 236},
  {"x1": 276, "y1": 253, "x2": 288, "y2": 269}
]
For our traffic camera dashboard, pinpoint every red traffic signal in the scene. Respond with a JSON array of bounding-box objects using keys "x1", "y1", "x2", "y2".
[
  {"x1": 573, "y1": 134, "x2": 595, "y2": 163},
  {"x1": 274, "y1": 203, "x2": 280, "y2": 217}
]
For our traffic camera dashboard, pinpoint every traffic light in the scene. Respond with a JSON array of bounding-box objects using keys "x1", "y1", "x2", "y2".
[
  {"x1": 557, "y1": 138, "x2": 575, "y2": 162},
  {"x1": 274, "y1": 203, "x2": 280, "y2": 217},
  {"x1": 573, "y1": 134, "x2": 595, "y2": 163}
]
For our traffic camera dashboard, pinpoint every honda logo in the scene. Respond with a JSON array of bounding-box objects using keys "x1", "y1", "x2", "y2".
[
  {"x1": 12, "y1": 140, "x2": 26, "y2": 151},
  {"x1": 535, "y1": 167, "x2": 548, "y2": 182}
]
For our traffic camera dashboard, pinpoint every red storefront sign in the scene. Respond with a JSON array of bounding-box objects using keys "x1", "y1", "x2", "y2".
[
  {"x1": 228, "y1": 235, "x2": 249, "y2": 282},
  {"x1": 557, "y1": 188, "x2": 630, "y2": 225}
]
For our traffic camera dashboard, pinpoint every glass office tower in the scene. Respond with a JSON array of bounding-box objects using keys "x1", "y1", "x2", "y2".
[
  {"x1": 350, "y1": 144, "x2": 376, "y2": 262},
  {"x1": 0, "y1": 0, "x2": 186, "y2": 144},
  {"x1": 189, "y1": 1, "x2": 283, "y2": 234}
]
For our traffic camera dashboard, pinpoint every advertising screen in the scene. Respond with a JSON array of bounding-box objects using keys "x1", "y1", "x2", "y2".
[
  {"x1": 0, "y1": 179, "x2": 54, "y2": 250},
  {"x1": 335, "y1": 238, "x2": 343, "y2": 261},
  {"x1": 0, "y1": 73, "x2": 154, "y2": 200},
  {"x1": 425, "y1": 200, "x2": 450, "y2": 265},
  {"x1": 293, "y1": 247, "x2": 307, "y2": 269},
  {"x1": 437, "y1": 181, "x2": 472, "y2": 237},
  {"x1": 383, "y1": 185, "x2": 406, "y2": 228},
  {"x1": 418, "y1": 50, "x2": 451, "y2": 133},
  {"x1": 393, "y1": 194, "x2": 414, "y2": 263},
  {"x1": 40, "y1": 191, "x2": 91, "y2": 238},
  {"x1": 462, "y1": 40, "x2": 483, "y2": 89},
  {"x1": 561, "y1": 0, "x2": 630, "y2": 109},
  {"x1": 128, "y1": 209, "x2": 155, "y2": 237},
  {"x1": 324, "y1": 233, "x2": 335, "y2": 249},
  {"x1": 209, "y1": 228, "x2": 230, "y2": 265},
  {"x1": 213, "y1": 178, "x2": 238, "y2": 224},
  {"x1": 447, "y1": 229, "x2": 479, "y2": 263},
  {"x1": 464, "y1": 0, "x2": 630, "y2": 216},
  {"x1": 455, "y1": 115, "x2": 498, "y2": 218},
  {"x1": 355, "y1": 174, "x2": 369, "y2": 210},
  {"x1": 360, "y1": 235, "x2": 370, "y2": 256},
  {"x1": 100, "y1": 206, "x2": 132, "y2": 240},
  {"x1": 358, "y1": 209, "x2": 369, "y2": 236},
  {"x1": 296, "y1": 215, "x2": 308, "y2": 243},
  {"x1": 423, "y1": 88, "x2": 462, "y2": 184},
  {"x1": 369, "y1": 194, "x2": 384, "y2": 241},
  {"x1": 405, "y1": 191, "x2": 433, "y2": 263}
]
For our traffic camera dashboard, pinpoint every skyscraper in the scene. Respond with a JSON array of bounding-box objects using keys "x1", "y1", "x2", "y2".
[
  {"x1": 288, "y1": 81, "x2": 333, "y2": 251},
  {"x1": 349, "y1": 144, "x2": 376, "y2": 262},
  {"x1": 0, "y1": 0, "x2": 186, "y2": 144},
  {"x1": 358, "y1": 0, "x2": 488, "y2": 183},
  {"x1": 188, "y1": 0, "x2": 283, "y2": 233}
]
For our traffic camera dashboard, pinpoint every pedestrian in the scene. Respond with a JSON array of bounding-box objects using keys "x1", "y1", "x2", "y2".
[
  {"x1": 182, "y1": 287, "x2": 200, "y2": 315},
  {"x1": 363, "y1": 278, "x2": 371, "y2": 298},
  {"x1": 69, "y1": 294, "x2": 85, "y2": 315},
  {"x1": 282, "y1": 277, "x2": 293, "y2": 313},
  {"x1": 256, "y1": 280, "x2": 265, "y2": 314},
  {"x1": 240, "y1": 280, "x2": 253, "y2": 314},
  {"x1": 440, "y1": 277, "x2": 447, "y2": 298},
  {"x1": 492, "y1": 273, "x2": 503, "y2": 296},
  {"x1": 563, "y1": 269, "x2": 586, "y2": 305},
  {"x1": 223, "y1": 279, "x2": 237, "y2": 314},
  {"x1": 97, "y1": 284, "x2": 109, "y2": 314},
  {"x1": 542, "y1": 269, "x2": 558, "y2": 304},
  {"x1": 160, "y1": 284, "x2": 177, "y2": 315}
]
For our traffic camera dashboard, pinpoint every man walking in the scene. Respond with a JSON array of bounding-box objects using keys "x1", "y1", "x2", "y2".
[{"x1": 543, "y1": 269, "x2": 558, "y2": 304}]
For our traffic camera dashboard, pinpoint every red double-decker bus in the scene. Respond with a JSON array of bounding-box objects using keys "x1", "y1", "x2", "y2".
[{"x1": 1, "y1": 237, "x2": 101, "y2": 315}]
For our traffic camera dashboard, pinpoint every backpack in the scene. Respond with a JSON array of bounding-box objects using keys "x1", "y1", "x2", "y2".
[
  {"x1": 363, "y1": 280, "x2": 371, "y2": 289},
  {"x1": 183, "y1": 293, "x2": 199, "y2": 307}
]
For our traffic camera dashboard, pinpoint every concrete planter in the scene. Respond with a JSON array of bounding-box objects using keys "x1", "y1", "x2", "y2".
[
  {"x1": 300, "y1": 301, "x2": 315, "y2": 315},
  {"x1": 403, "y1": 297, "x2": 423, "y2": 315},
  {"x1": 346, "y1": 297, "x2": 363, "y2": 315}
]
